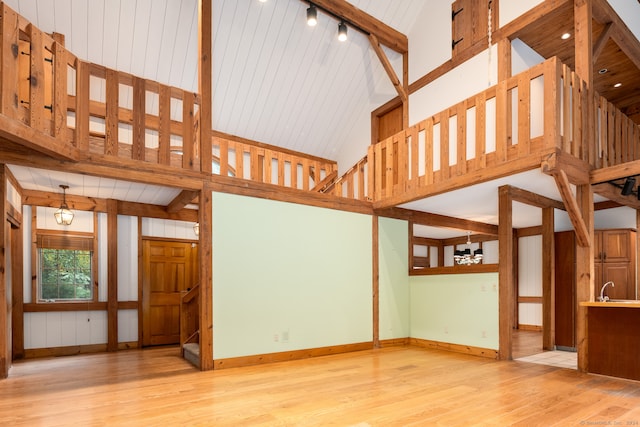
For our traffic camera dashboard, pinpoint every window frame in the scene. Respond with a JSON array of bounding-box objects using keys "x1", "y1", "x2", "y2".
[{"x1": 34, "y1": 231, "x2": 98, "y2": 303}]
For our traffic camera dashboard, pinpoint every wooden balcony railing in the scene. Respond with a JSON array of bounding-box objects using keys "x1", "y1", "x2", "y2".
[
  {"x1": 335, "y1": 56, "x2": 640, "y2": 204},
  {"x1": 0, "y1": 2, "x2": 337, "y2": 193}
]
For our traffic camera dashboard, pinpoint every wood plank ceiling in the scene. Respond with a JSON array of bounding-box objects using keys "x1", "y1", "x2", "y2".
[{"x1": 4, "y1": 0, "x2": 425, "y2": 161}]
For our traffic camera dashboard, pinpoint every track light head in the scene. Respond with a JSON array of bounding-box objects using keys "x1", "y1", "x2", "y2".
[
  {"x1": 622, "y1": 177, "x2": 636, "y2": 196},
  {"x1": 338, "y1": 21, "x2": 347, "y2": 41},
  {"x1": 307, "y1": 4, "x2": 317, "y2": 26}
]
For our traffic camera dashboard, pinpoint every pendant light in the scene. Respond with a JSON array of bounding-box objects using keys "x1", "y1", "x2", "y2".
[{"x1": 54, "y1": 185, "x2": 74, "y2": 225}]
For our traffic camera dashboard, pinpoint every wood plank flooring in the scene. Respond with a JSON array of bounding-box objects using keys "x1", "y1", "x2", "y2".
[{"x1": 1, "y1": 345, "x2": 640, "y2": 426}]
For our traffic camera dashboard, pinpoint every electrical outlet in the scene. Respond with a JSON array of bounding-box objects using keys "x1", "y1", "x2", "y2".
[
  {"x1": 492, "y1": 283, "x2": 497, "y2": 292},
  {"x1": 482, "y1": 330, "x2": 487, "y2": 338},
  {"x1": 481, "y1": 284, "x2": 486, "y2": 292},
  {"x1": 282, "y1": 330, "x2": 289, "y2": 343},
  {"x1": 444, "y1": 326, "x2": 448, "y2": 334},
  {"x1": 273, "y1": 334, "x2": 279, "y2": 342}
]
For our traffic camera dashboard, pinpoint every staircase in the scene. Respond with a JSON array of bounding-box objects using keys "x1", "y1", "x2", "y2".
[{"x1": 180, "y1": 284, "x2": 200, "y2": 368}]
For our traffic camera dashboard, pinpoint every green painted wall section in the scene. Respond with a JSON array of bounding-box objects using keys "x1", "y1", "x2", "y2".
[
  {"x1": 212, "y1": 192, "x2": 373, "y2": 359},
  {"x1": 378, "y1": 217, "x2": 410, "y2": 340},
  {"x1": 410, "y1": 273, "x2": 499, "y2": 350}
]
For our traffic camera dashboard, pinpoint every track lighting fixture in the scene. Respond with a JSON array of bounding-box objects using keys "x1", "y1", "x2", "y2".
[
  {"x1": 622, "y1": 177, "x2": 636, "y2": 196},
  {"x1": 338, "y1": 21, "x2": 347, "y2": 41},
  {"x1": 54, "y1": 185, "x2": 74, "y2": 225},
  {"x1": 307, "y1": 4, "x2": 317, "y2": 26}
]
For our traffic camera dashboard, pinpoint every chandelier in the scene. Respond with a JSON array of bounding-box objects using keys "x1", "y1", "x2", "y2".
[{"x1": 454, "y1": 232, "x2": 483, "y2": 265}]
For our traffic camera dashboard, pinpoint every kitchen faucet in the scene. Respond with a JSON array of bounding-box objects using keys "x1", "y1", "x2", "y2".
[{"x1": 599, "y1": 281, "x2": 614, "y2": 302}]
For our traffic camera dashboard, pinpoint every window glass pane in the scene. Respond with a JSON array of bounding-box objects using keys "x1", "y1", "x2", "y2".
[{"x1": 39, "y1": 248, "x2": 93, "y2": 301}]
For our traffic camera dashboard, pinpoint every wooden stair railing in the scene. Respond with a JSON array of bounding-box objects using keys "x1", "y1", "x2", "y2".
[{"x1": 180, "y1": 284, "x2": 200, "y2": 356}]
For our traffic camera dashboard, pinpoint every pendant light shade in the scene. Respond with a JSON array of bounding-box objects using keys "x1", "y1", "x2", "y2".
[
  {"x1": 307, "y1": 4, "x2": 317, "y2": 26},
  {"x1": 338, "y1": 21, "x2": 347, "y2": 41},
  {"x1": 54, "y1": 185, "x2": 74, "y2": 226}
]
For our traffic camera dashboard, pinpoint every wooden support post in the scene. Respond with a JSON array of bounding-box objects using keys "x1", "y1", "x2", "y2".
[
  {"x1": 198, "y1": 0, "x2": 213, "y2": 174},
  {"x1": 0, "y1": 166, "x2": 8, "y2": 378},
  {"x1": 574, "y1": 0, "x2": 593, "y2": 89},
  {"x1": 575, "y1": 184, "x2": 594, "y2": 373},
  {"x1": 11, "y1": 216, "x2": 24, "y2": 360},
  {"x1": 199, "y1": 186, "x2": 213, "y2": 370},
  {"x1": 372, "y1": 215, "x2": 379, "y2": 348},
  {"x1": 542, "y1": 206, "x2": 555, "y2": 350},
  {"x1": 498, "y1": 185, "x2": 513, "y2": 360},
  {"x1": 107, "y1": 199, "x2": 118, "y2": 352}
]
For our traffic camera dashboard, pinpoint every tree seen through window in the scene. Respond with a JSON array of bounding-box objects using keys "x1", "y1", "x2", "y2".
[{"x1": 40, "y1": 248, "x2": 93, "y2": 300}]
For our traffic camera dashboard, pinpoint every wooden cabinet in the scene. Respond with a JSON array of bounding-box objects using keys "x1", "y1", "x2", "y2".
[
  {"x1": 594, "y1": 229, "x2": 636, "y2": 300},
  {"x1": 554, "y1": 229, "x2": 636, "y2": 350}
]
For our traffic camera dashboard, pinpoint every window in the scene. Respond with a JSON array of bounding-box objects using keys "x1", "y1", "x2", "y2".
[{"x1": 37, "y1": 233, "x2": 95, "y2": 302}]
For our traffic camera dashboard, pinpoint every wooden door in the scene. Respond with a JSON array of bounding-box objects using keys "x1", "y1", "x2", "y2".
[
  {"x1": 142, "y1": 240, "x2": 198, "y2": 346},
  {"x1": 554, "y1": 231, "x2": 576, "y2": 349}
]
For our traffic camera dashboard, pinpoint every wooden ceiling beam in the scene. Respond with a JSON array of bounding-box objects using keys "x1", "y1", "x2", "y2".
[
  {"x1": 376, "y1": 207, "x2": 498, "y2": 236},
  {"x1": 505, "y1": 185, "x2": 565, "y2": 210},
  {"x1": 368, "y1": 34, "x2": 407, "y2": 102},
  {"x1": 590, "y1": 159, "x2": 640, "y2": 184},
  {"x1": 553, "y1": 169, "x2": 590, "y2": 247},
  {"x1": 592, "y1": 0, "x2": 640, "y2": 71},
  {"x1": 592, "y1": 183, "x2": 640, "y2": 210},
  {"x1": 167, "y1": 190, "x2": 200, "y2": 213},
  {"x1": 592, "y1": 21, "x2": 613, "y2": 64},
  {"x1": 302, "y1": 0, "x2": 408, "y2": 53}
]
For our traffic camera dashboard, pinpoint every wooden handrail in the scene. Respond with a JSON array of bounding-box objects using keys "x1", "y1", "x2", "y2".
[
  {"x1": 180, "y1": 283, "x2": 200, "y2": 352},
  {"x1": 335, "y1": 56, "x2": 639, "y2": 205}
]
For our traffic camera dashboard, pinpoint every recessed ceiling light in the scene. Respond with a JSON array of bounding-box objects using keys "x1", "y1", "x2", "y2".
[
  {"x1": 561, "y1": 32, "x2": 571, "y2": 40},
  {"x1": 598, "y1": 68, "x2": 608, "y2": 74},
  {"x1": 614, "y1": 82, "x2": 622, "y2": 88}
]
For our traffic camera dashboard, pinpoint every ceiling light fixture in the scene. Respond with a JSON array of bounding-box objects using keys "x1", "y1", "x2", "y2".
[
  {"x1": 307, "y1": 4, "x2": 317, "y2": 26},
  {"x1": 561, "y1": 32, "x2": 571, "y2": 40},
  {"x1": 54, "y1": 185, "x2": 74, "y2": 225},
  {"x1": 622, "y1": 177, "x2": 636, "y2": 196},
  {"x1": 614, "y1": 82, "x2": 622, "y2": 88},
  {"x1": 453, "y1": 232, "x2": 483, "y2": 265},
  {"x1": 338, "y1": 21, "x2": 348, "y2": 41},
  {"x1": 598, "y1": 68, "x2": 608, "y2": 74}
]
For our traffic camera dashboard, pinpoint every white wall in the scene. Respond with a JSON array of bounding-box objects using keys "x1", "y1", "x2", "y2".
[
  {"x1": 211, "y1": 192, "x2": 373, "y2": 360},
  {"x1": 379, "y1": 217, "x2": 410, "y2": 340},
  {"x1": 518, "y1": 235, "x2": 542, "y2": 327},
  {"x1": 410, "y1": 273, "x2": 499, "y2": 350}
]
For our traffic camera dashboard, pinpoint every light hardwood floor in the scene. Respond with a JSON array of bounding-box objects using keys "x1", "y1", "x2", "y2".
[{"x1": 1, "y1": 345, "x2": 639, "y2": 426}]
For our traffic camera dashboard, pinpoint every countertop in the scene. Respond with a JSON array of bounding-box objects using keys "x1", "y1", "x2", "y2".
[{"x1": 580, "y1": 300, "x2": 640, "y2": 308}]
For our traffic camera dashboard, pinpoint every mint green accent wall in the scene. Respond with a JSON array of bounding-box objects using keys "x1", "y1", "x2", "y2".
[
  {"x1": 410, "y1": 273, "x2": 499, "y2": 350},
  {"x1": 378, "y1": 217, "x2": 410, "y2": 340},
  {"x1": 212, "y1": 192, "x2": 373, "y2": 359}
]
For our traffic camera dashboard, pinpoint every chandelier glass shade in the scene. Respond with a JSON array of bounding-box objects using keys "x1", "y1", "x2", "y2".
[{"x1": 454, "y1": 232, "x2": 483, "y2": 265}]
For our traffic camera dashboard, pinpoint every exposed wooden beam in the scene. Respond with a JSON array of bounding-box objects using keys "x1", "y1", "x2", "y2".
[
  {"x1": 498, "y1": 186, "x2": 513, "y2": 361},
  {"x1": 106, "y1": 199, "x2": 118, "y2": 352},
  {"x1": 376, "y1": 207, "x2": 498, "y2": 236},
  {"x1": 575, "y1": 183, "x2": 594, "y2": 373},
  {"x1": 541, "y1": 150, "x2": 591, "y2": 185},
  {"x1": 541, "y1": 207, "x2": 555, "y2": 351},
  {"x1": 574, "y1": 0, "x2": 593, "y2": 87},
  {"x1": 301, "y1": 0, "x2": 408, "y2": 53},
  {"x1": 590, "y1": 159, "x2": 640, "y2": 184},
  {"x1": 312, "y1": 170, "x2": 338, "y2": 193},
  {"x1": 592, "y1": 183, "x2": 640, "y2": 210},
  {"x1": 0, "y1": 148, "x2": 205, "y2": 191},
  {"x1": 21, "y1": 189, "x2": 198, "y2": 221},
  {"x1": 368, "y1": 34, "x2": 407, "y2": 102},
  {"x1": 506, "y1": 185, "x2": 565, "y2": 210},
  {"x1": 592, "y1": 0, "x2": 640, "y2": 71},
  {"x1": 0, "y1": 116, "x2": 79, "y2": 161},
  {"x1": 198, "y1": 0, "x2": 213, "y2": 174},
  {"x1": 199, "y1": 185, "x2": 213, "y2": 371},
  {"x1": 592, "y1": 21, "x2": 613, "y2": 64},
  {"x1": 553, "y1": 169, "x2": 590, "y2": 247},
  {"x1": 167, "y1": 190, "x2": 199, "y2": 213}
]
